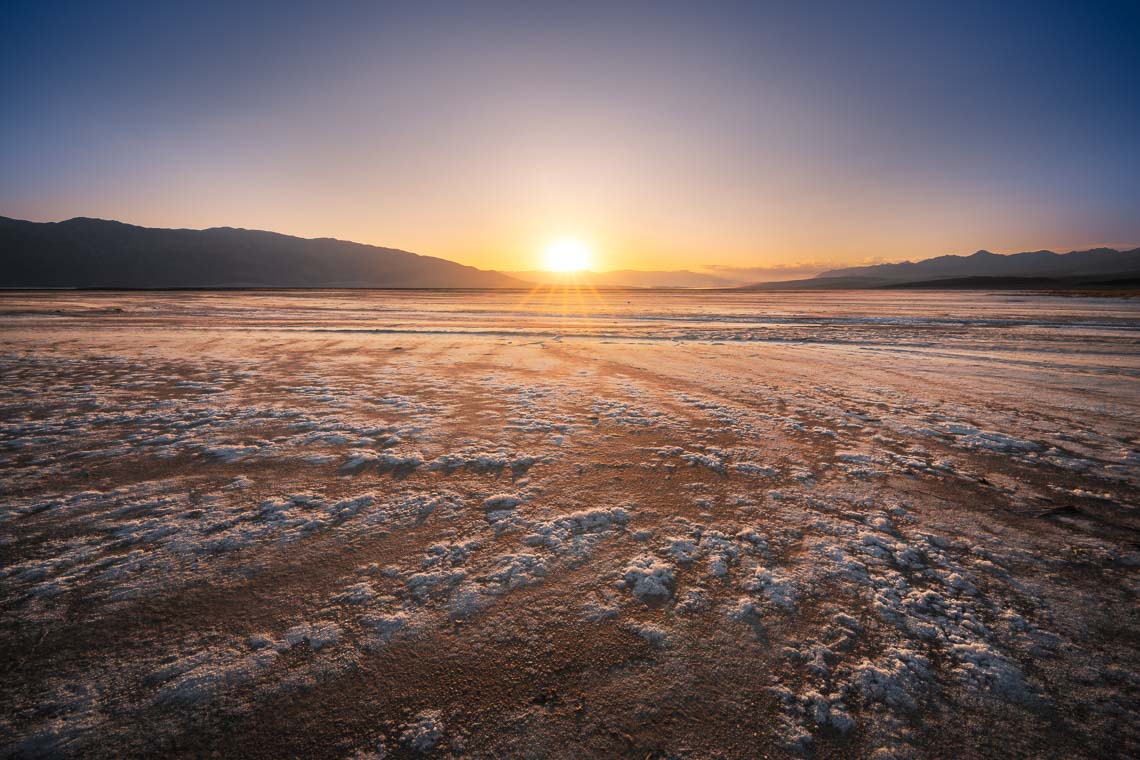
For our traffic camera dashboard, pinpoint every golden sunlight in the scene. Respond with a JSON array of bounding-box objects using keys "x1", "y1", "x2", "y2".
[{"x1": 543, "y1": 239, "x2": 592, "y2": 272}]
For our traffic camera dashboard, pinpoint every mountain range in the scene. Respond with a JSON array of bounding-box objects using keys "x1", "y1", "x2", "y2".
[
  {"x1": 1, "y1": 215, "x2": 1137, "y2": 290},
  {"x1": 743, "y1": 247, "x2": 1140, "y2": 290},
  {"x1": 0, "y1": 216, "x2": 520, "y2": 289},
  {"x1": 823, "y1": 247, "x2": 1140, "y2": 280}
]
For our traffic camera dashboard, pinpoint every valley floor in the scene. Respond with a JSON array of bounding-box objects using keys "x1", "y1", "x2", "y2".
[{"x1": 1, "y1": 289, "x2": 1138, "y2": 758}]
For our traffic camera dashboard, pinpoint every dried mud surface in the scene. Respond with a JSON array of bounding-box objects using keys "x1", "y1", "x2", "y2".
[{"x1": 2, "y1": 290, "x2": 1138, "y2": 758}]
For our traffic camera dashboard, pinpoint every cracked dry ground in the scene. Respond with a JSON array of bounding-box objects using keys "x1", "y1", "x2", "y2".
[{"x1": 1, "y1": 291, "x2": 1139, "y2": 758}]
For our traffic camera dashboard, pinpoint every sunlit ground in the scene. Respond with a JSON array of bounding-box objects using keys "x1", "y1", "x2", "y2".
[
  {"x1": 511, "y1": 275, "x2": 611, "y2": 323},
  {"x1": 1, "y1": 289, "x2": 1139, "y2": 758}
]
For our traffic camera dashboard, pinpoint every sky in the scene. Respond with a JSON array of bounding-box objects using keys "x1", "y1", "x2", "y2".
[{"x1": 2, "y1": 0, "x2": 1138, "y2": 273}]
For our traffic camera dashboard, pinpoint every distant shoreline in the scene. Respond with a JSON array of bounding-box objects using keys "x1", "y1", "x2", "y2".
[{"x1": 0, "y1": 283, "x2": 1136, "y2": 297}]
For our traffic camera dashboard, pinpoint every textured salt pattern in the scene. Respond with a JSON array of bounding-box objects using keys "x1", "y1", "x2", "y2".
[{"x1": 1, "y1": 290, "x2": 1138, "y2": 758}]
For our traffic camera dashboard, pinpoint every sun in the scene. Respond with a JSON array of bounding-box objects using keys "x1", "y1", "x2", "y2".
[{"x1": 543, "y1": 238, "x2": 591, "y2": 272}]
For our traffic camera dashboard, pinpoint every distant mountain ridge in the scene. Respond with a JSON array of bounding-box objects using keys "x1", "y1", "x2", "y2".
[
  {"x1": 743, "y1": 246, "x2": 1140, "y2": 290},
  {"x1": 507, "y1": 266, "x2": 834, "y2": 288},
  {"x1": 506, "y1": 269, "x2": 737, "y2": 288},
  {"x1": 0, "y1": 216, "x2": 522, "y2": 288},
  {"x1": 816, "y1": 247, "x2": 1140, "y2": 281}
]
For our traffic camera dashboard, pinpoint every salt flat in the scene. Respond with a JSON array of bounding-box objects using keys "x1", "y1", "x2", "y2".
[{"x1": 1, "y1": 289, "x2": 1138, "y2": 758}]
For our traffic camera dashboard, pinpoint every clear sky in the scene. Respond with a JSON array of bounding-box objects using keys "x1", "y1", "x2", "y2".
[{"x1": 2, "y1": 1, "x2": 1138, "y2": 272}]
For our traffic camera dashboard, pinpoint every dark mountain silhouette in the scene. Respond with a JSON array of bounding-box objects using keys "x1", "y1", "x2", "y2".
[
  {"x1": 879, "y1": 274, "x2": 1140, "y2": 290},
  {"x1": 0, "y1": 216, "x2": 523, "y2": 288},
  {"x1": 741, "y1": 276, "x2": 894, "y2": 291},
  {"x1": 742, "y1": 246, "x2": 1140, "y2": 290},
  {"x1": 816, "y1": 247, "x2": 1140, "y2": 281}
]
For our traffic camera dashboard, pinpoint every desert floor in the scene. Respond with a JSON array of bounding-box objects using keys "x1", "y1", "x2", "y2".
[{"x1": 2, "y1": 289, "x2": 1138, "y2": 758}]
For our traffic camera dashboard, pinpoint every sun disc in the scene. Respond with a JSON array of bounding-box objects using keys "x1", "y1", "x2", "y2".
[{"x1": 544, "y1": 239, "x2": 591, "y2": 272}]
